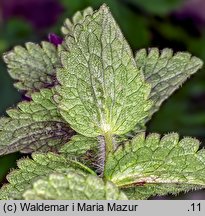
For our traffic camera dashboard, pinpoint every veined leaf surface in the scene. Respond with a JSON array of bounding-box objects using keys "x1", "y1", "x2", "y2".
[{"x1": 57, "y1": 5, "x2": 152, "y2": 137}]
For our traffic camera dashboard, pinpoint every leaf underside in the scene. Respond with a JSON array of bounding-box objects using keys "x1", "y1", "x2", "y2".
[
  {"x1": 57, "y1": 5, "x2": 152, "y2": 137},
  {"x1": 104, "y1": 133, "x2": 205, "y2": 199},
  {"x1": 0, "y1": 153, "x2": 93, "y2": 200},
  {"x1": 136, "y1": 48, "x2": 203, "y2": 121},
  {"x1": 3, "y1": 42, "x2": 61, "y2": 96},
  {"x1": 0, "y1": 89, "x2": 74, "y2": 156},
  {"x1": 23, "y1": 171, "x2": 127, "y2": 200}
]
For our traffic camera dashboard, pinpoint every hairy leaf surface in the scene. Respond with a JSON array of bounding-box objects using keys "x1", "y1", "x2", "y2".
[
  {"x1": 23, "y1": 171, "x2": 127, "y2": 200},
  {"x1": 57, "y1": 5, "x2": 152, "y2": 137},
  {"x1": 61, "y1": 7, "x2": 94, "y2": 35},
  {"x1": 0, "y1": 89, "x2": 74, "y2": 156},
  {"x1": 60, "y1": 135, "x2": 98, "y2": 157},
  {"x1": 104, "y1": 133, "x2": 205, "y2": 199},
  {"x1": 135, "y1": 48, "x2": 203, "y2": 120},
  {"x1": 60, "y1": 135, "x2": 99, "y2": 170},
  {"x1": 0, "y1": 153, "x2": 94, "y2": 200},
  {"x1": 123, "y1": 183, "x2": 204, "y2": 200},
  {"x1": 3, "y1": 42, "x2": 61, "y2": 95}
]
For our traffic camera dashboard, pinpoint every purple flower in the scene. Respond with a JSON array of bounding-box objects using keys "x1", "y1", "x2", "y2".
[
  {"x1": 48, "y1": 33, "x2": 63, "y2": 46},
  {"x1": 174, "y1": 0, "x2": 205, "y2": 27},
  {"x1": 2, "y1": 0, "x2": 63, "y2": 29}
]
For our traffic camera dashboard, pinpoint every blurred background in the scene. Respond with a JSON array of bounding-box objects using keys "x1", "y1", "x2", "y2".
[{"x1": 0, "y1": 0, "x2": 205, "y2": 199}]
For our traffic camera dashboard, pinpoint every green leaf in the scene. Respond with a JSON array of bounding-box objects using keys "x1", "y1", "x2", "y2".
[
  {"x1": 0, "y1": 89, "x2": 74, "y2": 156},
  {"x1": 3, "y1": 42, "x2": 61, "y2": 96},
  {"x1": 61, "y1": 7, "x2": 94, "y2": 35},
  {"x1": 60, "y1": 135, "x2": 98, "y2": 157},
  {"x1": 0, "y1": 152, "x2": 95, "y2": 200},
  {"x1": 23, "y1": 170, "x2": 127, "y2": 200},
  {"x1": 60, "y1": 135, "x2": 99, "y2": 170},
  {"x1": 57, "y1": 5, "x2": 152, "y2": 137},
  {"x1": 104, "y1": 133, "x2": 205, "y2": 199},
  {"x1": 123, "y1": 183, "x2": 204, "y2": 200},
  {"x1": 135, "y1": 48, "x2": 203, "y2": 121}
]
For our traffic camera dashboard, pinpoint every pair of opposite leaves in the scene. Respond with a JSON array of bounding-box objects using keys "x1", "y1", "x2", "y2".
[
  {"x1": 1, "y1": 5, "x2": 205, "y2": 200},
  {"x1": 1, "y1": 5, "x2": 202, "y2": 154}
]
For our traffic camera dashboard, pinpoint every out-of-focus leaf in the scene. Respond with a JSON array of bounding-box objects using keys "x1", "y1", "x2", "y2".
[
  {"x1": 23, "y1": 171, "x2": 127, "y2": 200},
  {"x1": 126, "y1": 0, "x2": 184, "y2": 15}
]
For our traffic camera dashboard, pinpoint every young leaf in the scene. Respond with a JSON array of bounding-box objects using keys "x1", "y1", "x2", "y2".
[
  {"x1": 23, "y1": 171, "x2": 127, "y2": 200},
  {"x1": 3, "y1": 42, "x2": 61, "y2": 96},
  {"x1": 135, "y1": 48, "x2": 203, "y2": 120},
  {"x1": 60, "y1": 134, "x2": 98, "y2": 157},
  {"x1": 0, "y1": 152, "x2": 95, "y2": 200},
  {"x1": 61, "y1": 7, "x2": 94, "y2": 35},
  {"x1": 0, "y1": 89, "x2": 74, "y2": 156},
  {"x1": 104, "y1": 133, "x2": 205, "y2": 199},
  {"x1": 57, "y1": 5, "x2": 152, "y2": 137},
  {"x1": 60, "y1": 135, "x2": 99, "y2": 171}
]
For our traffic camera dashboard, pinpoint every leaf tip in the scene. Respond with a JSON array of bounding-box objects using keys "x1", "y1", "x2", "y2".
[{"x1": 100, "y1": 4, "x2": 110, "y2": 13}]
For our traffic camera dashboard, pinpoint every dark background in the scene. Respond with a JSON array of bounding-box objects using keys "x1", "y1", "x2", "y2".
[{"x1": 0, "y1": 0, "x2": 205, "y2": 199}]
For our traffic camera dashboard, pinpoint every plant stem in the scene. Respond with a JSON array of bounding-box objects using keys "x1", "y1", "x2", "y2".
[
  {"x1": 104, "y1": 131, "x2": 114, "y2": 161},
  {"x1": 98, "y1": 131, "x2": 114, "y2": 177}
]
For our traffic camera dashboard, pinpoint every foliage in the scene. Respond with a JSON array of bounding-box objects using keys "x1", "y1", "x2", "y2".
[
  {"x1": 0, "y1": 89, "x2": 74, "y2": 155},
  {"x1": 23, "y1": 171, "x2": 127, "y2": 200},
  {"x1": 0, "y1": 153, "x2": 96, "y2": 200},
  {"x1": 0, "y1": 4, "x2": 205, "y2": 200},
  {"x1": 4, "y1": 42, "x2": 60, "y2": 96},
  {"x1": 105, "y1": 133, "x2": 205, "y2": 199}
]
